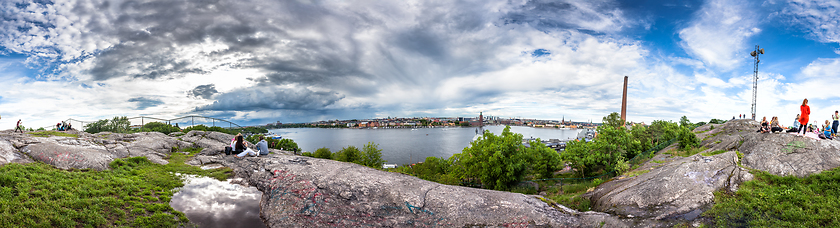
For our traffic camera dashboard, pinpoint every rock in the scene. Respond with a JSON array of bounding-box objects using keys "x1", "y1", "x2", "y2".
[
  {"x1": 20, "y1": 139, "x2": 115, "y2": 171},
  {"x1": 738, "y1": 132, "x2": 840, "y2": 177},
  {"x1": 587, "y1": 151, "x2": 752, "y2": 220},
  {"x1": 215, "y1": 154, "x2": 634, "y2": 227},
  {"x1": 179, "y1": 131, "x2": 235, "y2": 155},
  {"x1": 0, "y1": 138, "x2": 33, "y2": 165}
]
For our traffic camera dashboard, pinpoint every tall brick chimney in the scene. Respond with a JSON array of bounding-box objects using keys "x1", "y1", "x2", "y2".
[{"x1": 621, "y1": 76, "x2": 628, "y2": 126}]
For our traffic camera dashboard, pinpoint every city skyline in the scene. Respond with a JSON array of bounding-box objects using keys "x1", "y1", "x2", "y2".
[{"x1": 1, "y1": 0, "x2": 839, "y2": 129}]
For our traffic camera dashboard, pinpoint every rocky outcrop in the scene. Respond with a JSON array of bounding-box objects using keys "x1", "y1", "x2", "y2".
[
  {"x1": 206, "y1": 154, "x2": 632, "y2": 228},
  {"x1": 178, "y1": 130, "x2": 235, "y2": 155},
  {"x1": 0, "y1": 137, "x2": 33, "y2": 166},
  {"x1": 588, "y1": 151, "x2": 752, "y2": 219},
  {"x1": 0, "y1": 130, "x2": 193, "y2": 170},
  {"x1": 588, "y1": 119, "x2": 840, "y2": 220}
]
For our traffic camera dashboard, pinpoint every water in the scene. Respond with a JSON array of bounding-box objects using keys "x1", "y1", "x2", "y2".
[
  {"x1": 270, "y1": 125, "x2": 580, "y2": 165},
  {"x1": 169, "y1": 174, "x2": 267, "y2": 228}
]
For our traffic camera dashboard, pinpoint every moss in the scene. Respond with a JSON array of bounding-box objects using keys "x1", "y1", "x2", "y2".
[
  {"x1": 625, "y1": 169, "x2": 650, "y2": 178},
  {"x1": 701, "y1": 150, "x2": 728, "y2": 156},
  {"x1": 0, "y1": 147, "x2": 232, "y2": 227},
  {"x1": 26, "y1": 131, "x2": 78, "y2": 138}
]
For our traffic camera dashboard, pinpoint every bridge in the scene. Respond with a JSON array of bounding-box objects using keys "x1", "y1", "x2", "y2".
[{"x1": 48, "y1": 115, "x2": 244, "y2": 131}]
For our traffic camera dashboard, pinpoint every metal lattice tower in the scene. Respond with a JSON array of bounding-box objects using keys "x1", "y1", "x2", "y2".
[{"x1": 750, "y1": 45, "x2": 763, "y2": 120}]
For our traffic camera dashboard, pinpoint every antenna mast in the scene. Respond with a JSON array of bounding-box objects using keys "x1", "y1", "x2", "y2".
[{"x1": 750, "y1": 45, "x2": 764, "y2": 120}]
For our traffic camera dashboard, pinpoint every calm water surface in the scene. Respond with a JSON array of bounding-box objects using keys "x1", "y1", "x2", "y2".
[
  {"x1": 271, "y1": 125, "x2": 580, "y2": 165},
  {"x1": 169, "y1": 174, "x2": 266, "y2": 228}
]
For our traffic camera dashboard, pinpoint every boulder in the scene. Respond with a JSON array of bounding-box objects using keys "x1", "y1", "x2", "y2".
[
  {"x1": 179, "y1": 131, "x2": 235, "y2": 155},
  {"x1": 587, "y1": 151, "x2": 752, "y2": 220},
  {"x1": 214, "y1": 154, "x2": 632, "y2": 228},
  {"x1": 20, "y1": 138, "x2": 115, "y2": 171},
  {"x1": 0, "y1": 138, "x2": 33, "y2": 166},
  {"x1": 738, "y1": 132, "x2": 840, "y2": 177}
]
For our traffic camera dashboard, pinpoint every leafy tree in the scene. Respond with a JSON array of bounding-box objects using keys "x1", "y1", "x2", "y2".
[
  {"x1": 276, "y1": 138, "x2": 299, "y2": 151},
  {"x1": 709, "y1": 119, "x2": 727, "y2": 124},
  {"x1": 525, "y1": 140, "x2": 562, "y2": 179},
  {"x1": 183, "y1": 125, "x2": 232, "y2": 134},
  {"x1": 313, "y1": 147, "x2": 332, "y2": 159},
  {"x1": 602, "y1": 112, "x2": 625, "y2": 129},
  {"x1": 454, "y1": 126, "x2": 529, "y2": 190},
  {"x1": 334, "y1": 146, "x2": 362, "y2": 164},
  {"x1": 139, "y1": 122, "x2": 181, "y2": 135},
  {"x1": 84, "y1": 116, "x2": 131, "y2": 134},
  {"x1": 678, "y1": 126, "x2": 699, "y2": 150},
  {"x1": 360, "y1": 142, "x2": 386, "y2": 168},
  {"x1": 679, "y1": 116, "x2": 692, "y2": 129}
]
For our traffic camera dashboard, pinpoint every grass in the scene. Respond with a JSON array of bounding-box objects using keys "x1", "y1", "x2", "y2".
[
  {"x1": 703, "y1": 167, "x2": 840, "y2": 227},
  {"x1": 624, "y1": 169, "x2": 651, "y2": 178},
  {"x1": 27, "y1": 131, "x2": 78, "y2": 138},
  {"x1": 701, "y1": 150, "x2": 729, "y2": 157},
  {"x1": 782, "y1": 141, "x2": 807, "y2": 154},
  {"x1": 544, "y1": 179, "x2": 600, "y2": 211},
  {"x1": 0, "y1": 147, "x2": 232, "y2": 227},
  {"x1": 667, "y1": 146, "x2": 709, "y2": 157},
  {"x1": 651, "y1": 160, "x2": 667, "y2": 164}
]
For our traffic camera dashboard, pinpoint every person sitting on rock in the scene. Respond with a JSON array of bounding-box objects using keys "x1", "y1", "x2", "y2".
[
  {"x1": 787, "y1": 114, "x2": 801, "y2": 133},
  {"x1": 234, "y1": 134, "x2": 258, "y2": 157},
  {"x1": 757, "y1": 116, "x2": 770, "y2": 133},
  {"x1": 256, "y1": 135, "x2": 270, "y2": 156},
  {"x1": 824, "y1": 120, "x2": 833, "y2": 139},
  {"x1": 770, "y1": 116, "x2": 784, "y2": 133}
]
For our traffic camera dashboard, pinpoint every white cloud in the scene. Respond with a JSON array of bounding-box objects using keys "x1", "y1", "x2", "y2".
[
  {"x1": 783, "y1": 0, "x2": 840, "y2": 44},
  {"x1": 678, "y1": 0, "x2": 761, "y2": 70}
]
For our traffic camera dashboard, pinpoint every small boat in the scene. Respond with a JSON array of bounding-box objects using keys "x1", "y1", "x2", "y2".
[{"x1": 382, "y1": 163, "x2": 398, "y2": 169}]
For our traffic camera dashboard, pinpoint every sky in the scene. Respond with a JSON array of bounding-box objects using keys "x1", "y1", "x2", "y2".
[{"x1": 1, "y1": 0, "x2": 840, "y2": 129}]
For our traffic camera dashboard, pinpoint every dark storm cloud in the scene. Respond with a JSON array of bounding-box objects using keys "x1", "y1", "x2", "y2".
[
  {"x1": 128, "y1": 97, "x2": 164, "y2": 110},
  {"x1": 502, "y1": 0, "x2": 627, "y2": 33},
  {"x1": 188, "y1": 84, "x2": 219, "y2": 99},
  {"x1": 195, "y1": 87, "x2": 345, "y2": 111}
]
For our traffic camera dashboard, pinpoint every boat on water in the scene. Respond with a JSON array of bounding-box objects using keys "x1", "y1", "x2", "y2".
[
  {"x1": 264, "y1": 133, "x2": 282, "y2": 139},
  {"x1": 382, "y1": 163, "x2": 398, "y2": 169}
]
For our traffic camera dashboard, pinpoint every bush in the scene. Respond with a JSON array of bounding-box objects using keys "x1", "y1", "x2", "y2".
[
  {"x1": 139, "y1": 122, "x2": 181, "y2": 135},
  {"x1": 276, "y1": 138, "x2": 299, "y2": 151},
  {"x1": 313, "y1": 147, "x2": 332, "y2": 159},
  {"x1": 84, "y1": 116, "x2": 132, "y2": 134},
  {"x1": 526, "y1": 140, "x2": 562, "y2": 179},
  {"x1": 183, "y1": 125, "x2": 231, "y2": 134},
  {"x1": 678, "y1": 126, "x2": 699, "y2": 150},
  {"x1": 452, "y1": 126, "x2": 529, "y2": 191},
  {"x1": 334, "y1": 146, "x2": 362, "y2": 164},
  {"x1": 360, "y1": 142, "x2": 386, "y2": 168}
]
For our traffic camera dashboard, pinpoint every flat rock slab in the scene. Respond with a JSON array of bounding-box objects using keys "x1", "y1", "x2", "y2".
[
  {"x1": 588, "y1": 151, "x2": 752, "y2": 220},
  {"x1": 214, "y1": 154, "x2": 630, "y2": 228},
  {"x1": 0, "y1": 138, "x2": 33, "y2": 165},
  {"x1": 20, "y1": 139, "x2": 115, "y2": 171},
  {"x1": 739, "y1": 132, "x2": 840, "y2": 177}
]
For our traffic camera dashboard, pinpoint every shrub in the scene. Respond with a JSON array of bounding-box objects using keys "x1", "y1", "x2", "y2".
[
  {"x1": 139, "y1": 122, "x2": 181, "y2": 135},
  {"x1": 526, "y1": 140, "x2": 562, "y2": 179},
  {"x1": 452, "y1": 126, "x2": 529, "y2": 190},
  {"x1": 85, "y1": 116, "x2": 132, "y2": 134},
  {"x1": 360, "y1": 142, "x2": 386, "y2": 168},
  {"x1": 334, "y1": 146, "x2": 362, "y2": 164},
  {"x1": 678, "y1": 126, "x2": 700, "y2": 150},
  {"x1": 313, "y1": 147, "x2": 332, "y2": 159}
]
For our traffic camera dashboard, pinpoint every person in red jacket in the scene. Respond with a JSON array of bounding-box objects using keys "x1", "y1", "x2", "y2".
[{"x1": 799, "y1": 98, "x2": 810, "y2": 135}]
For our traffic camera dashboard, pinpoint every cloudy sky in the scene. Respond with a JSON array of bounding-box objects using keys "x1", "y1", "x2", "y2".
[{"x1": 1, "y1": 0, "x2": 839, "y2": 129}]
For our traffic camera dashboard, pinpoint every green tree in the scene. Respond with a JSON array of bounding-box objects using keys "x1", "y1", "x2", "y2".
[
  {"x1": 454, "y1": 126, "x2": 529, "y2": 190},
  {"x1": 525, "y1": 140, "x2": 562, "y2": 179},
  {"x1": 335, "y1": 146, "x2": 362, "y2": 164},
  {"x1": 678, "y1": 126, "x2": 699, "y2": 150},
  {"x1": 360, "y1": 142, "x2": 386, "y2": 168},
  {"x1": 276, "y1": 138, "x2": 299, "y2": 151},
  {"x1": 139, "y1": 122, "x2": 181, "y2": 134},
  {"x1": 84, "y1": 116, "x2": 131, "y2": 134},
  {"x1": 313, "y1": 147, "x2": 332, "y2": 159},
  {"x1": 709, "y1": 119, "x2": 727, "y2": 124},
  {"x1": 679, "y1": 116, "x2": 692, "y2": 129},
  {"x1": 602, "y1": 112, "x2": 625, "y2": 129}
]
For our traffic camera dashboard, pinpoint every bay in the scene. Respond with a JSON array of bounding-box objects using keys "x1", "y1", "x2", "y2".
[{"x1": 269, "y1": 125, "x2": 580, "y2": 165}]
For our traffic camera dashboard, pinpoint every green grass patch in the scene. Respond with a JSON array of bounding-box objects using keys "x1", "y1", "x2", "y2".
[
  {"x1": 782, "y1": 141, "x2": 807, "y2": 154},
  {"x1": 544, "y1": 179, "x2": 599, "y2": 211},
  {"x1": 0, "y1": 147, "x2": 232, "y2": 227},
  {"x1": 667, "y1": 146, "x2": 708, "y2": 157},
  {"x1": 625, "y1": 169, "x2": 650, "y2": 178},
  {"x1": 26, "y1": 131, "x2": 78, "y2": 138},
  {"x1": 651, "y1": 160, "x2": 667, "y2": 164},
  {"x1": 701, "y1": 150, "x2": 729, "y2": 157},
  {"x1": 704, "y1": 168, "x2": 840, "y2": 227}
]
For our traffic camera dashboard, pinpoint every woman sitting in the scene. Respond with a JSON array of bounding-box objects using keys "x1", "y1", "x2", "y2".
[
  {"x1": 232, "y1": 134, "x2": 258, "y2": 157},
  {"x1": 770, "y1": 116, "x2": 784, "y2": 133},
  {"x1": 824, "y1": 120, "x2": 833, "y2": 139},
  {"x1": 757, "y1": 116, "x2": 770, "y2": 133},
  {"x1": 787, "y1": 114, "x2": 802, "y2": 133}
]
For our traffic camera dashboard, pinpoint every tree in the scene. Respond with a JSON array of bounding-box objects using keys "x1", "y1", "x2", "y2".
[
  {"x1": 454, "y1": 126, "x2": 529, "y2": 190},
  {"x1": 139, "y1": 122, "x2": 181, "y2": 134},
  {"x1": 602, "y1": 112, "x2": 625, "y2": 129},
  {"x1": 335, "y1": 146, "x2": 362, "y2": 164},
  {"x1": 84, "y1": 116, "x2": 131, "y2": 134},
  {"x1": 679, "y1": 116, "x2": 692, "y2": 129},
  {"x1": 526, "y1": 140, "x2": 562, "y2": 179},
  {"x1": 678, "y1": 126, "x2": 699, "y2": 150},
  {"x1": 276, "y1": 138, "x2": 299, "y2": 151},
  {"x1": 360, "y1": 142, "x2": 386, "y2": 168},
  {"x1": 313, "y1": 147, "x2": 332, "y2": 159}
]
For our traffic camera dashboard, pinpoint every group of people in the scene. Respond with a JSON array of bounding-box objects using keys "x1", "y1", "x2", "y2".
[
  {"x1": 56, "y1": 121, "x2": 72, "y2": 131},
  {"x1": 230, "y1": 133, "x2": 270, "y2": 157},
  {"x1": 757, "y1": 98, "x2": 839, "y2": 140}
]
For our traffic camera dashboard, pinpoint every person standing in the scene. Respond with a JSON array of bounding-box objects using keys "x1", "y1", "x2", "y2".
[
  {"x1": 799, "y1": 99, "x2": 810, "y2": 135},
  {"x1": 832, "y1": 111, "x2": 839, "y2": 137},
  {"x1": 15, "y1": 119, "x2": 24, "y2": 133}
]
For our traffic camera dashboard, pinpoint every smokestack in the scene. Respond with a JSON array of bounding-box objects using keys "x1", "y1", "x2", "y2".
[{"x1": 621, "y1": 76, "x2": 628, "y2": 126}]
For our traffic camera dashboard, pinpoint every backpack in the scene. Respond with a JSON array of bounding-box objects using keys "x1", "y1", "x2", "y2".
[{"x1": 224, "y1": 146, "x2": 232, "y2": 155}]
